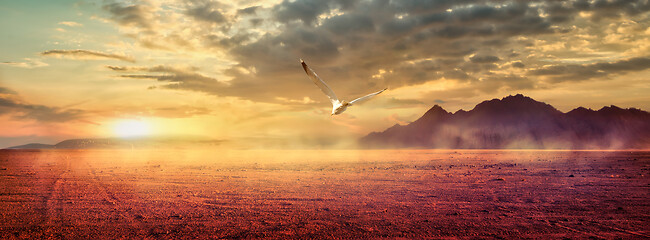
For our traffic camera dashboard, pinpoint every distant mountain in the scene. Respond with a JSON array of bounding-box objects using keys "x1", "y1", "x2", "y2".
[
  {"x1": 5, "y1": 137, "x2": 224, "y2": 149},
  {"x1": 360, "y1": 94, "x2": 650, "y2": 149},
  {"x1": 6, "y1": 143, "x2": 56, "y2": 149}
]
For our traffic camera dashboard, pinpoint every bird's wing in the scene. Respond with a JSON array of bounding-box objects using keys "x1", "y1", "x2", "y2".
[
  {"x1": 300, "y1": 59, "x2": 339, "y2": 104},
  {"x1": 349, "y1": 88, "x2": 387, "y2": 105}
]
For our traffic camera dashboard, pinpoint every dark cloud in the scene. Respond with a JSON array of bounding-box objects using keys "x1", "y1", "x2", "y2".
[
  {"x1": 237, "y1": 6, "x2": 259, "y2": 15},
  {"x1": 108, "y1": 65, "x2": 227, "y2": 95},
  {"x1": 274, "y1": 0, "x2": 331, "y2": 25},
  {"x1": 206, "y1": 32, "x2": 252, "y2": 48},
  {"x1": 101, "y1": 0, "x2": 650, "y2": 105},
  {"x1": 102, "y1": 1, "x2": 210, "y2": 51},
  {"x1": 229, "y1": 25, "x2": 340, "y2": 71},
  {"x1": 249, "y1": 18, "x2": 263, "y2": 26},
  {"x1": 544, "y1": 2, "x2": 579, "y2": 23},
  {"x1": 453, "y1": 3, "x2": 529, "y2": 23},
  {"x1": 590, "y1": 0, "x2": 650, "y2": 19},
  {"x1": 223, "y1": 1, "x2": 560, "y2": 102},
  {"x1": 529, "y1": 57, "x2": 650, "y2": 82},
  {"x1": 379, "y1": 17, "x2": 419, "y2": 36},
  {"x1": 470, "y1": 55, "x2": 500, "y2": 63},
  {"x1": 323, "y1": 14, "x2": 374, "y2": 35},
  {"x1": 232, "y1": 0, "x2": 645, "y2": 101},
  {"x1": 0, "y1": 87, "x2": 17, "y2": 95},
  {"x1": 186, "y1": 2, "x2": 228, "y2": 24},
  {"x1": 379, "y1": 2, "x2": 550, "y2": 40},
  {"x1": 103, "y1": 2, "x2": 152, "y2": 29},
  {"x1": 0, "y1": 87, "x2": 85, "y2": 122},
  {"x1": 530, "y1": 0, "x2": 650, "y2": 23},
  {"x1": 387, "y1": 0, "x2": 458, "y2": 14},
  {"x1": 12, "y1": 104, "x2": 85, "y2": 123},
  {"x1": 42, "y1": 50, "x2": 135, "y2": 63},
  {"x1": 105, "y1": 65, "x2": 134, "y2": 71}
]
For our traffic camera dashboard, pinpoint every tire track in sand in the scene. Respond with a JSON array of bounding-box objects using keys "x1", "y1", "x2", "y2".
[{"x1": 84, "y1": 161, "x2": 147, "y2": 226}]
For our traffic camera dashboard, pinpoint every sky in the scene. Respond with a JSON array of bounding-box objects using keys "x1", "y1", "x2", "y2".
[{"x1": 0, "y1": 0, "x2": 649, "y2": 148}]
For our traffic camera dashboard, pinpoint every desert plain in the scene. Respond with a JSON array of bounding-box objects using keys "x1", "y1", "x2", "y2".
[{"x1": 0, "y1": 149, "x2": 648, "y2": 239}]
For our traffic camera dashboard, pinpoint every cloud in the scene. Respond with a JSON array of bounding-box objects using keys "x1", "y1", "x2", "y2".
[
  {"x1": 0, "y1": 87, "x2": 17, "y2": 95},
  {"x1": 511, "y1": 61, "x2": 525, "y2": 68},
  {"x1": 106, "y1": 65, "x2": 134, "y2": 71},
  {"x1": 237, "y1": 6, "x2": 259, "y2": 16},
  {"x1": 148, "y1": 106, "x2": 212, "y2": 118},
  {"x1": 205, "y1": 32, "x2": 252, "y2": 48},
  {"x1": 481, "y1": 74, "x2": 535, "y2": 92},
  {"x1": 323, "y1": 13, "x2": 375, "y2": 35},
  {"x1": 108, "y1": 105, "x2": 213, "y2": 118},
  {"x1": 587, "y1": 0, "x2": 650, "y2": 20},
  {"x1": 215, "y1": 1, "x2": 560, "y2": 102},
  {"x1": 102, "y1": 2, "x2": 153, "y2": 29},
  {"x1": 0, "y1": 86, "x2": 86, "y2": 122},
  {"x1": 58, "y1": 21, "x2": 83, "y2": 27},
  {"x1": 384, "y1": 97, "x2": 425, "y2": 109},
  {"x1": 470, "y1": 55, "x2": 500, "y2": 63},
  {"x1": 0, "y1": 58, "x2": 49, "y2": 68},
  {"x1": 529, "y1": 56, "x2": 650, "y2": 82},
  {"x1": 185, "y1": 1, "x2": 228, "y2": 24},
  {"x1": 275, "y1": 96, "x2": 317, "y2": 105},
  {"x1": 273, "y1": 0, "x2": 335, "y2": 25},
  {"x1": 97, "y1": 0, "x2": 650, "y2": 107},
  {"x1": 41, "y1": 50, "x2": 135, "y2": 63},
  {"x1": 107, "y1": 65, "x2": 227, "y2": 95}
]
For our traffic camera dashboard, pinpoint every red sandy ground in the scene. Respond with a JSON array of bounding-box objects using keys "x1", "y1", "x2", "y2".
[{"x1": 0, "y1": 149, "x2": 648, "y2": 239}]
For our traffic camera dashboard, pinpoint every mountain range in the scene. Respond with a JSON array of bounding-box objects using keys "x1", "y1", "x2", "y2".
[
  {"x1": 360, "y1": 94, "x2": 650, "y2": 149},
  {"x1": 5, "y1": 137, "x2": 223, "y2": 149}
]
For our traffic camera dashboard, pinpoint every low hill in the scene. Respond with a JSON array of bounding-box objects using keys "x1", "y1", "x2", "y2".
[{"x1": 5, "y1": 137, "x2": 224, "y2": 149}]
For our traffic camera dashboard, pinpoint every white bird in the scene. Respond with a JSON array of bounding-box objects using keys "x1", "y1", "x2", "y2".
[{"x1": 300, "y1": 59, "x2": 387, "y2": 115}]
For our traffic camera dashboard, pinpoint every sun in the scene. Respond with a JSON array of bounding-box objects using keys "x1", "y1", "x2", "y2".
[{"x1": 113, "y1": 120, "x2": 151, "y2": 138}]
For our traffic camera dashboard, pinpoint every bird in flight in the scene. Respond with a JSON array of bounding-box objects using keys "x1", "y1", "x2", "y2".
[{"x1": 300, "y1": 59, "x2": 387, "y2": 115}]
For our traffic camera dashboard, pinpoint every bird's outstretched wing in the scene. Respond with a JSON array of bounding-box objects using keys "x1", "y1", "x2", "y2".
[
  {"x1": 349, "y1": 88, "x2": 387, "y2": 105},
  {"x1": 300, "y1": 59, "x2": 339, "y2": 104}
]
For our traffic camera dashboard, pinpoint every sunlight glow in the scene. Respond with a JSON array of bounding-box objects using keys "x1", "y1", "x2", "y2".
[{"x1": 113, "y1": 120, "x2": 150, "y2": 138}]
